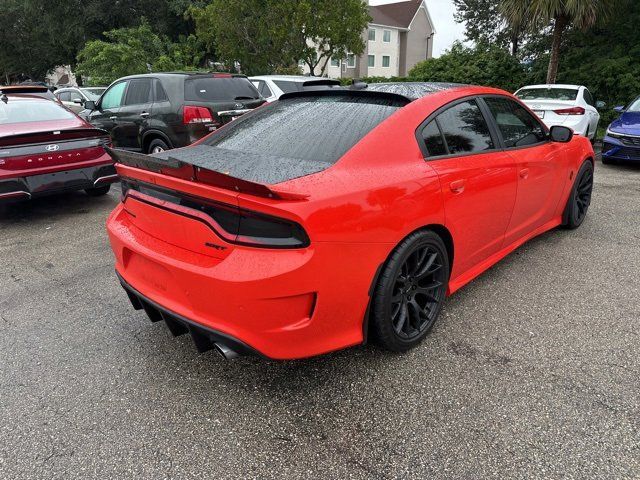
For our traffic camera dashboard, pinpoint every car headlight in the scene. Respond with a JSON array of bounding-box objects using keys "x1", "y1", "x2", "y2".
[{"x1": 606, "y1": 127, "x2": 623, "y2": 139}]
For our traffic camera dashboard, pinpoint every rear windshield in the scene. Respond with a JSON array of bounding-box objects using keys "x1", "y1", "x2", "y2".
[
  {"x1": 273, "y1": 81, "x2": 302, "y2": 94},
  {"x1": 516, "y1": 88, "x2": 579, "y2": 101},
  {"x1": 0, "y1": 99, "x2": 76, "y2": 125},
  {"x1": 203, "y1": 95, "x2": 404, "y2": 164},
  {"x1": 184, "y1": 77, "x2": 260, "y2": 102}
]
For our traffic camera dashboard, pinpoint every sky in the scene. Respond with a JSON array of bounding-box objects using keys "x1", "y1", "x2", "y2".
[{"x1": 369, "y1": 0, "x2": 467, "y2": 57}]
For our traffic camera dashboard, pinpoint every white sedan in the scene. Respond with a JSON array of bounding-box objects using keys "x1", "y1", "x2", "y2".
[
  {"x1": 249, "y1": 75, "x2": 341, "y2": 102},
  {"x1": 514, "y1": 84, "x2": 604, "y2": 141}
]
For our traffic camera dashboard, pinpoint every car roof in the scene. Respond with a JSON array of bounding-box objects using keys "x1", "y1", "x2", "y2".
[
  {"x1": 115, "y1": 72, "x2": 248, "y2": 81},
  {"x1": 249, "y1": 75, "x2": 334, "y2": 82},
  {"x1": 517, "y1": 84, "x2": 583, "y2": 90}
]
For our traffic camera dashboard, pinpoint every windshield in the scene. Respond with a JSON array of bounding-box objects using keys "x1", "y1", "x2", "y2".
[
  {"x1": 516, "y1": 88, "x2": 579, "y2": 101},
  {"x1": 0, "y1": 99, "x2": 76, "y2": 124},
  {"x1": 185, "y1": 77, "x2": 260, "y2": 102},
  {"x1": 626, "y1": 97, "x2": 640, "y2": 112},
  {"x1": 203, "y1": 95, "x2": 404, "y2": 164},
  {"x1": 81, "y1": 88, "x2": 104, "y2": 100}
]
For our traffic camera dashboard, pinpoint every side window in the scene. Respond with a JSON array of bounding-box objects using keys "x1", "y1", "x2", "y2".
[
  {"x1": 153, "y1": 79, "x2": 169, "y2": 102},
  {"x1": 484, "y1": 97, "x2": 547, "y2": 148},
  {"x1": 421, "y1": 121, "x2": 447, "y2": 156},
  {"x1": 100, "y1": 82, "x2": 126, "y2": 110},
  {"x1": 58, "y1": 91, "x2": 71, "y2": 102},
  {"x1": 436, "y1": 100, "x2": 495, "y2": 154},
  {"x1": 260, "y1": 82, "x2": 273, "y2": 98},
  {"x1": 583, "y1": 89, "x2": 594, "y2": 106},
  {"x1": 69, "y1": 91, "x2": 83, "y2": 102},
  {"x1": 124, "y1": 79, "x2": 152, "y2": 106}
]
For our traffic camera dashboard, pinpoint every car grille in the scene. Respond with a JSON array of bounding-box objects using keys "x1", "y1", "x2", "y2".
[
  {"x1": 603, "y1": 142, "x2": 640, "y2": 159},
  {"x1": 620, "y1": 135, "x2": 640, "y2": 146}
]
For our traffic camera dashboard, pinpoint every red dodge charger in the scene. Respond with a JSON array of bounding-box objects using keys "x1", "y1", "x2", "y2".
[
  {"x1": 106, "y1": 83, "x2": 594, "y2": 360},
  {"x1": 0, "y1": 92, "x2": 116, "y2": 204}
]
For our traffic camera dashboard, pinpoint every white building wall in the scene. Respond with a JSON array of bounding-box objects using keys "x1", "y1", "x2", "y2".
[{"x1": 365, "y1": 26, "x2": 401, "y2": 77}]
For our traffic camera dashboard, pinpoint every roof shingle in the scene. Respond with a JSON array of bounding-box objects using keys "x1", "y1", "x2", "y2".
[{"x1": 369, "y1": 0, "x2": 424, "y2": 29}]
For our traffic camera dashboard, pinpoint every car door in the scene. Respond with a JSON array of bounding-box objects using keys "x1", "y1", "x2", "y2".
[
  {"x1": 418, "y1": 98, "x2": 518, "y2": 277},
  {"x1": 117, "y1": 78, "x2": 153, "y2": 150},
  {"x1": 482, "y1": 96, "x2": 569, "y2": 245},
  {"x1": 88, "y1": 81, "x2": 127, "y2": 143}
]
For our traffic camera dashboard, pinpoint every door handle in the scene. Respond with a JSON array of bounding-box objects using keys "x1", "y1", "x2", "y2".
[
  {"x1": 140, "y1": 112, "x2": 149, "y2": 118},
  {"x1": 519, "y1": 168, "x2": 530, "y2": 179},
  {"x1": 109, "y1": 116, "x2": 117, "y2": 121},
  {"x1": 449, "y1": 179, "x2": 466, "y2": 194}
]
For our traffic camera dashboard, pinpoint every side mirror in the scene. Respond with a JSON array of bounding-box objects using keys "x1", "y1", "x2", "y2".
[
  {"x1": 614, "y1": 105, "x2": 625, "y2": 113},
  {"x1": 595, "y1": 100, "x2": 606, "y2": 109},
  {"x1": 84, "y1": 100, "x2": 96, "y2": 111},
  {"x1": 550, "y1": 125, "x2": 573, "y2": 143},
  {"x1": 72, "y1": 98, "x2": 83, "y2": 105}
]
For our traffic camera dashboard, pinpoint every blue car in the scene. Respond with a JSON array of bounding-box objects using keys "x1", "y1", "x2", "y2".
[{"x1": 602, "y1": 96, "x2": 640, "y2": 163}]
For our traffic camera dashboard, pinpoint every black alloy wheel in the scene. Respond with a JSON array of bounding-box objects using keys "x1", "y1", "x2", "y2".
[
  {"x1": 564, "y1": 161, "x2": 594, "y2": 229},
  {"x1": 372, "y1": 230, "x2": 449, "y2": 352}
]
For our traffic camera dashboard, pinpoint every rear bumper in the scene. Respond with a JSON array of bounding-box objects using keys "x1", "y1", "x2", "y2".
[
  {"x1": 117, "y1": 272, "x2": 262, "y2": 358},
  {"x1": 0, "y1": 163, "x2": 117, "y2": 203},
  {"x1": 107, "y1": 203, "x2": 391, "y2": 360}
]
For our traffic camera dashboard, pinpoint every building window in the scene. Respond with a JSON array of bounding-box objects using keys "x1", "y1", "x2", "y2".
[
  {"x1": 382, "y1": 55, "x2": 390, "y2": 68},
  {"x1": 298, "y1": 59, "x2": 305, "y2": 67},
  {"x1": 368, "y1": 55, "x2": 375, "y2": 68},
  {"x1": 368, "y1": 29, "x2": 376, "y2": 41},
  {"x1": 383, "y1": 30, "x2": 391, "y2": 43},
  {"x1": 347, "y1": 54, "x2": 356, "y2": 68},
  {"x1": 330, "y1": 58, "x2": 340, "y2": 67}
]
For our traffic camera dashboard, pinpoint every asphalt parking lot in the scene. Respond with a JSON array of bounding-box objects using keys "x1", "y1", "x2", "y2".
[{"x1": 1, "y1": 157, "x2": 639, "y2": 479}]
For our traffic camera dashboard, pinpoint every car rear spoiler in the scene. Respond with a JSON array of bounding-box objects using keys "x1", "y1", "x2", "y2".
[
  {"x1": 0, "y1": 127, "x2": 110, "y2": 148},
  {"x1": 105, "y1": 148, "x2": 309, "y2": 201}
]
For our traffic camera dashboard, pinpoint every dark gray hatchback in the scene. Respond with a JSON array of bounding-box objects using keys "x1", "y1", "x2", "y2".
[{"x1": 83, "y1": 73, "x2": 265, "y2": 154}]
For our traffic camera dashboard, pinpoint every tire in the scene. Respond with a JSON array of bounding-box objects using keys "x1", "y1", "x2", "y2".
[
  {"x1": 562, "y1": 161, "x2": 594, "y2": 229},
  {"x1": 371, "y1": 230, "x2": 450, "y2": 352},
  {"x1": 85, "y1": 185, "x2": 111, "y2": 197},
  {"x1": 147, "y1": 138, "x2": 169, "y2": 154}
]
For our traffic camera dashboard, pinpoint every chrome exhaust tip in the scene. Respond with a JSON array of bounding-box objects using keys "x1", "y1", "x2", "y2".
[{"x1": 214, "y1": 342, "x2": 240, "y2": 360}]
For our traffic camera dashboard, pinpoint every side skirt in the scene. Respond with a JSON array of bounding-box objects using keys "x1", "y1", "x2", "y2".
[{"x1": 447, "y1": 216, "x2": 562, "y2": 295}]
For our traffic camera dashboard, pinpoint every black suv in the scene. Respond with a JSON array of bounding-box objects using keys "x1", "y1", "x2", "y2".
[{"x1": 83, "y1": 73, "x2": 264, "y2": 153}]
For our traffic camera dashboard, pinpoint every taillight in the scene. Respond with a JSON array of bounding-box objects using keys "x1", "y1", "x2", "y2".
[
  {"x1": 183, "y1": 105, "x2": 215, "y2": 124},
  {"x1": 554, "y1": 106, "x2": 585, "y2": 115},
  {"x1": 121, "y1": 179, "x2": 310, "y2": 248}
]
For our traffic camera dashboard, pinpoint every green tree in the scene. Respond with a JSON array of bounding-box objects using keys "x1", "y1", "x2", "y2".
[
  {"x1": 408, "y1": 42, "x2": 526, "y2": 92},
  {"x1": 0, "y1": 0, "x2": 196, "y2": 82},
  {"x1": 501, "y1": 0, "x2": 617, "y2": 84},
  {"x1": 291, "y1": 0, "x2": 370, "y2": 76},
  {"x1": 191, "y1": 0, "x2": 370, "y2": 76},
  {"x1": 453, "y1": 0, "x2": 527, "y2": 56},
  {"x1": 76, "y1": 22, "x2": 202, "y2": 85}
]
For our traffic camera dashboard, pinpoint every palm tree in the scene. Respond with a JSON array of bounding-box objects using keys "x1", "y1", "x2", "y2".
[{"x1": 501, "y1": 0, "x2": 616, "y2": 84}]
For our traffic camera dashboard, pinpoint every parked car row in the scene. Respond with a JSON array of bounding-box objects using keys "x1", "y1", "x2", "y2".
[{"x1": 3, "y1": 68, "x2": 635, "y2": 360}]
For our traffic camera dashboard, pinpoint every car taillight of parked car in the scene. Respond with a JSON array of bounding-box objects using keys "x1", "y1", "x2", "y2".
[
  {"x1": 182, "y1": 105, "x2": 217, "y2": 125},
  {"x1": 554, "y1": 106, "x2": 585, "y2": 115}
]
